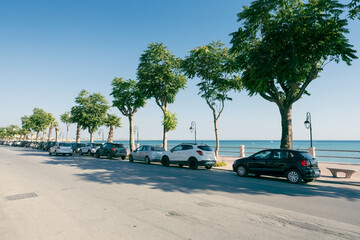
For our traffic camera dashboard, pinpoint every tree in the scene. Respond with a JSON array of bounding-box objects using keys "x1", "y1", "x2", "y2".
[
  {"x1": 182, "y1": 41, "x2": 242, "y2": 157},
  {"x1": 230, "y1": 0, "x2": 357, "y2": 149},
  {"x1": 104, "y1": 114, "x2": 121, "y2": 143},
  {"x1": 137, "y1": 42, "x2": 187, "y2": 150},
  {"x1": 71, "y1": 90, "x2": 109, "y2": 143},
  {"x1": 111, "y1": 78, "x2": 146, "y2": 151},
  {"x1": 47, "y1": 113, "x2": 56, "y2": 142},
  {"x1": 70, "y1": 106, "x2": 82, "y2": 144},
  {"x1": 21, "y1": 115, "x2": 33, "y2": 141},
  {"x1": 54, "y1": 121, "x2": 60, "y2": 142},
  {"x1": 29, "y1": 108, "x2": 51, "y2": 142},
  {"x1": 162, "y1": 111, "x2": 178, "y2": 132},
  {"x1": 60, "y1": 112, "x2": 72, "y2": 142},
  {"x1": 349, "y1": 0, "x2": 360, "y2": 19}
]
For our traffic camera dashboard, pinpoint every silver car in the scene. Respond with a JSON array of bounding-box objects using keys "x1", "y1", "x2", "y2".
[
  {"x1": 129, "y1": 145, "x2": 165, "y2": 164},
  {"x1": 49, "y1": 142, "x2": 73, "y2": 156},
  {"x1": 79, "y1": 143, "x2": 103, "y2": 156}
]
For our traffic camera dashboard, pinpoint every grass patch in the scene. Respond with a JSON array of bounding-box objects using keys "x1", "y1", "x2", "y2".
[{"x1": 214, "y1": 161, "x2": 227, "y2": 167}]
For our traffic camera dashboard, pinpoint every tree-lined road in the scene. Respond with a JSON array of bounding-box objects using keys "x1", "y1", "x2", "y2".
[{"x1": 1, "y1": 146, "x2": 359, "y2": 240}]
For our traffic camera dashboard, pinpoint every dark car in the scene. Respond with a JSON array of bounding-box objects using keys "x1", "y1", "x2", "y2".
[
  {"x1": 232, "y1": 149, "x2": 320, "y2": 184},
  {"x1": 95, "y1": 143, "x2": 127, "y2": 159},
  {"x1": 43, "y1": 141, "x2": 56, "y2": 151}
]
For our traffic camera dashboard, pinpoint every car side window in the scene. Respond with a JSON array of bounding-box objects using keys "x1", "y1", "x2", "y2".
[
  {"x1": 273, "y1": 150, "x2": 288, "y2": 160},
  {"x1": 182, "y1": 145, "x2": 193, "y2": 150},
  {"x1": 172, "y1": 145, "x2": 183, "y2": 151},
  {"x1": 254, "y1": 150, "x2": 272, "y2": 160}
]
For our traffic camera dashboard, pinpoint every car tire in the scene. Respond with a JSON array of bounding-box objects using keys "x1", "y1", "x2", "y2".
[
  {"x1": 161, "y1": 156, "x2": 170, "y2": 167},
  {"x1": 286, "y1": 169, "x2": 302, "y2": 184},
  {"x1": 48, "y1": 152, "x2": 51, "y2": 155},
  {"x1": 236, "y1": 165, "x2": 248, "y2": 177},
  {"x1": 90, "y1": 152, "x2": 94, "y2": 156},
  {"x1": 129, "y1": 155, "x2": 134, "y2": 162},
  {"x1": 88, "y1": 150, "x2": 91, "y2": 155},
  {"x1": 107, "y1": 153, "x2": 112, "y2": 159},
  {"x1": 145, "y1": 156, "x2": 150, "y2": 165},
  {"x1": 179, "y1": 164, "x2": 183, "y2": 168},
  {"x1": 55, "y1": 151, "x2": 59, "y2": 156},
  {"x1": 188, "y1": 158, "x2": 198, "y2": 170},
  {"x1": 80, "y1": 150, "x2": 83, "y2": 155},
  {"x1": 205, "y1": 166, "x2": 212, "y2": 170},
  {"x1": 69, "y1": 154, "x2": 72, "y2": 156},
  {"x1": 96, "y1": 151, "x2": 100, "y2": 158},
  {"x1": 121, "y1": 156, "x2": 125, "y2": 160}
]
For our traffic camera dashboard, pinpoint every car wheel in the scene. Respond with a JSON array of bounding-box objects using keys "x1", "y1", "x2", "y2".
[
  {"x1": 145, "y1": 156, "x2": 150, "y2": 165},
  {"x1": 121, "y1": 156, "x2": 125, "y2": 160},
  {"x1": 236, "y1": 165, "x2": 248, "y2": 177},
  {"x1": 80, "y1": 150, "x2": 83, "y2": 155},
  {"x1": 69, "y1": 153, "x2": 72, "y2": 156},
  {"x1": 48, "y1": 152, "x2": 51, "y2": 155},
  {"x1": 96, "y1": 151, "x2": 100, "y2": 158},
  {"x1": 179, "y1": 164, "x2": 183, "y2": 168},
  {"x1": 88, "y1": 150, "x2": 91, "y2": 155},
  {"x1": 188, "y1": 158, "x2": 198, "y2": 170},
  {"x1": 205, "y1": 166, "x2": 212, "y2": 170},
  {"x1": 129, "y1": 155, "x2": 134, "y2": 162},
  {"x1": 90, "y1": 152, "x2": 94, "y2": 156},
  {"x1": 55, "y1": 151, "x2": 59, "y2": 156},
  {"x1": 107, "y1": 153, "x2": 112, "y2": 159},
  {"x1": 286, "y1": 169, "x2": 302, "y2": 184},
  {"x1": 161, "y1": 156, "x2": 170, "y2": 167}
]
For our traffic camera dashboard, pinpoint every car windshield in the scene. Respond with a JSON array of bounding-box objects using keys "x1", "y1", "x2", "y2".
[
  {"x1": 59, "y1": 143, "x2": 72, "y2": 147},
  {"x1": 151, "y1": 146, "x2": 164, "y2": 151},
  {"x1": 198, "y1": 145, "x2": 213, "y2": 151},
  {"x1": 94, "y1": 143, "x2": 103, "y2": 147},
  {"x1": 113, "y1": 144, "x2": 123, "y2": 148}
]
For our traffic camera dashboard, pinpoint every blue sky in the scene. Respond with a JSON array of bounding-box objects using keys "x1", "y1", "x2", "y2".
[{"x1": 0, "y1": 0, "x2": 359, "y2": 141}]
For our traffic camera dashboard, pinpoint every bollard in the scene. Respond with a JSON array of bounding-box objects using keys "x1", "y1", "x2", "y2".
[
  {"x1": 240, "y1": 145, "x2": 245, "y2": 158},
  {"x1": 308, "y1": 147, "x2": 316, "y2": 157}
]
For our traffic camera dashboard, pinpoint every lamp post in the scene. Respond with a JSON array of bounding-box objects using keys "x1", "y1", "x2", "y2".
[
  {"x1": 304, "y1": 112, "x2": 313, "y2": 147},
  {"x1": 134, "y1": 126, "x2": 139, "y2": 147},
  {"x1": 189, "y1": 121, "x2": 196, "y2": 144}
]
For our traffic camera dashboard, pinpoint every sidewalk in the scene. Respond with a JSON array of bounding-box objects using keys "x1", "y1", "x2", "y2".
[{"x1": 216, "y1": 156, "x2": 360, "y2": 186}]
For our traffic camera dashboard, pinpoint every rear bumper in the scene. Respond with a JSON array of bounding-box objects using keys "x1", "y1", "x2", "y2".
[
  {"x1": 301, "y1": 168, "x2": 321, "y2": 179},
  {"x1": 198, "y1": 160, "x2": 216, "y2": 166}
]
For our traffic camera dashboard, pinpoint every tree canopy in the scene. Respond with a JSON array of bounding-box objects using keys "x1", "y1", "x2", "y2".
[
  {"x1": 230, "y1": 0, "x2": 357, "y2": 149},
  {"x1": 71, "y1": 90, "x2": 109, "y2": 143}
]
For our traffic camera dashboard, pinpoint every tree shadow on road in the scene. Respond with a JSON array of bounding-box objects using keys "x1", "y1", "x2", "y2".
[{"x1": 16, "y1": 148, "x2": 360, "y2": 201}]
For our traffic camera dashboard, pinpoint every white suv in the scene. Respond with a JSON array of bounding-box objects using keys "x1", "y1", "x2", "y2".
[{"x1": 161, "y1": 143, "x2": 216, "y2": 169}]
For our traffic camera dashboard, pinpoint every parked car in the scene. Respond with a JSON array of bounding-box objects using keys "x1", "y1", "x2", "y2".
[
  {"x1": 72, "y1": 143, "x2": 86, "y2": 154},
  {"x1": 129, "y1": 145, "x2": 165, "y2": 164},
  {"x1": 43, "y1": 141, "x2": 56, "y2": 151},
  {"x1": 49, "y1": 142, "x2": 73, "y2": 156},
  {"x1": 79, "y1": 143, "x2": 103, "y2": 156},
  {"x1": 160, "y1": 143, "x2": 216, "y2": 169},
  {"x1": 232, "y1": 149, "x2": 321, "y2": 184},
  {"x1": 95, "y1": 143, "x2": 127, "y2": 159}
]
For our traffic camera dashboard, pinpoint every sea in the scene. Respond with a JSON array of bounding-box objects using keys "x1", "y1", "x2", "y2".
[{"x1": 95, "y1": 140, "x2": 360, "y2": 164}]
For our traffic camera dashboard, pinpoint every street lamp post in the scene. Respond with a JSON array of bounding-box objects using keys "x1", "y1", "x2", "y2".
[
  {"x1": 134, "y1": 126, "x2": 139, "y2": 147},
  {"x1": 189, "y1": 121, "x2": 196, "y2": 144},
  {"x1": 304, "y1": 112, "x2": 313, "y2": 147}
]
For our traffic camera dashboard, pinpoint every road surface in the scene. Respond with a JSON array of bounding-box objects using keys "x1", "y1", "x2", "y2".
[{"x1": 1, "y1": 146, "x2": 359, "y2": 239}]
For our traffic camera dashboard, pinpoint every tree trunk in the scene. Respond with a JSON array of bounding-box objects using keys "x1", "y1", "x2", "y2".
[
  {"x1": 48, "y1": 126, "x2": 53, "y2": 142},
  {"x1": 66, "y1": 124, "x2": 70, "y2": 142},
  {"x1": 213, "y1": 112, "x2": 220, "y2": 158},
  {"x1": 76, "y1": 124, "x2": 81, "y2": 143},
  {"x1": 89, "y1": 129, "x2": 94, "y2": 143},
  {"x1": 108, "y1": 125, "x2": 114, "y2": 143},
  {"x1": 55, "y1": 128, "x2": 60, "y2": 142},
  {"x1": 161, "y1": 105, "x2": 168, "y2": 151},
  {"x1": 42, "y1": 131, "x2": 46, "y2": 141},
  {"x1": 129, "y1": 115, "x2": 135, "y2": 151},
  {"x1": 279, "y1": 104, "x2": 293, "y2": 149},
  {"x1": 36, "y1": 131, "x2": 39, "y2": 142}
]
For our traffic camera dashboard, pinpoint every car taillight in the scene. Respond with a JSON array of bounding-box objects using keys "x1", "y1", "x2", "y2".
[
  {"x1": 57, "y1": 146, "x2": 60, "y2": 149},
  {"x1": 196, "y1": 150, "x2": 203, "y2": 156},
  {"x1": 300, "y1": 160, "x2": 309, "y2": 166},
  {"x1": 112, "y1": 148, "x2": 115, "y2": 151}
]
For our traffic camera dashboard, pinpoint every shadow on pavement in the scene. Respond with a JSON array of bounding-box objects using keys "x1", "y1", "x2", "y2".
[{"x1": 16, "y1": 147, "x2": 360, "y2": 201}]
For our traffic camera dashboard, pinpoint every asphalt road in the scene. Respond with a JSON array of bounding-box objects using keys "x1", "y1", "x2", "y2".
[{"x1": 1, "y1": 146, "x2": 359, "y2": 240}]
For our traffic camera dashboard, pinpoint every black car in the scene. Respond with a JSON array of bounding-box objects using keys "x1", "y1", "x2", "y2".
[
  {"x1": 95, "y1": 143, "x2": 127, "y2": 159},
  {"x1": 232, "y1": 149, "x2": 320, "y2": 183}
]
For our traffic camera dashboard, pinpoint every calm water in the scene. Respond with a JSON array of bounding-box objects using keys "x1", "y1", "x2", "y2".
[{"x1": 93, "y1": 140, "x2": 360, "y2": 164}]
